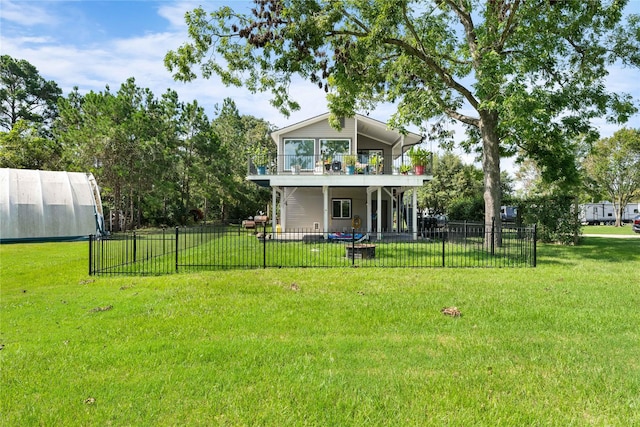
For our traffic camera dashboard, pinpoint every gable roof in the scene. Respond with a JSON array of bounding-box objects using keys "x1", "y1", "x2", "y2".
[{"x1": 270, "y1": 112, "x2": 423, "y2": 147}]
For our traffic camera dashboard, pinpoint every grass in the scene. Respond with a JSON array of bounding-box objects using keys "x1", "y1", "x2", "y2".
[
  {"x1": 1, "y1": 237, "x2": 639, "y2": 425},
  {"x1": 582, "y1": 224, "x2": 638, "y2": 235}
]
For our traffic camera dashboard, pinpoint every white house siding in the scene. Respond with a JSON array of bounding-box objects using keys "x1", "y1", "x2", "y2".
[
  {"x1": 330, "y1": 187, "x2": 368, "y2": 232},
  {"x1": 284, "y1": 187, "x2": 324, "y2": 230},
  {"x1": 357, "y1": 134, "x2": 390, "y2": 154},
  {"x1": 283, "y1": 186, "x2": 392, "y2": 232}
]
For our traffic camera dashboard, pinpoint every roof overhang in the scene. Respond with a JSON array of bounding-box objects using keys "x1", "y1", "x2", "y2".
[
  {"x1": 354, "y1": 114, "x2": 423, "y2": 152},
  {"x1": 270, "y1": 112, "x2": 423, "y2": 155}
]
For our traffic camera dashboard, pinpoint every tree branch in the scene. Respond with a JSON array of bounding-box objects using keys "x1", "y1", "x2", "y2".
[
  {"x1": 443, "y1": 0, "x2": 479, "y2": 62},
  {"x1": 401, "y1": 3, "x2": 471, "y2": 67},
  {"x1": 445, "y1": 107, "x2": 480, "y2": 127},
  {"x1": 382, "y1": 37, "x2": 479, "y2": 110},
  {"x1": 497, "y1": 0, "x2": 521, "y2": 52}
]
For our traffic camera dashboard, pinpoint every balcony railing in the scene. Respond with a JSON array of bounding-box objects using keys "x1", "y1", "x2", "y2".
[{"x1": 248, "y1": 153, "x2": 432, "y2": 176}]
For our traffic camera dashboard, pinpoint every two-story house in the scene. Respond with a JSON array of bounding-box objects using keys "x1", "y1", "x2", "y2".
[{"x1": 247, "y1": 113, "x2": 432, "y2": 240}]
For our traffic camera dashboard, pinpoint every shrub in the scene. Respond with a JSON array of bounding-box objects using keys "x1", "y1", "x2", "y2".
[{"x1": 519, "y1": 195, "x2": 581, "y2": 244}]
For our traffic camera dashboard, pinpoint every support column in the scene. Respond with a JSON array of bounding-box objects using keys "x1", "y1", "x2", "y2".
[
  {"x1": 395, "y1": 192, "x2": 401, "y2": 232},
  {"x1": 366, "y1": 189, "x2": 372, "y2": 233},
  {"x1": 281, "y1": 187, "x2": 287, "y2": 232},
  {"x1": 323, "y1": 186, "x2": 329, "y2": 234},
  {"x1": 412, "y1": 188, "x2": 418, "y2": 240},
  {"x1": 377, "y1": 187, "x2": 382, "y2": 240},
  {"x1": 272, "y1": 187, "x2": 277, "y2": 234}
]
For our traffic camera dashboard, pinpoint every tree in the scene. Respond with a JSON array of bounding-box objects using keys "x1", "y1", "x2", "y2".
[
  {"x1": 0, "y1": 55, "x2": 61, "y2": 132},
  {"x1": 174, "y1": 100, "x2": 221, "y2": 223},
  {"x1": 56, "y1": 82, "x2": 222, "y2": 228},
  {"x1": 583, "y1": 128, "x2": 640, "y2": 226},
  {"x1": 417, "y1": 152, "x2": 483, "y2": 215},
  {"x1": 211, "y1": 98, "x2": 274, "y2": 220},
  {"x1": 165, "y1": 0, "x2": 639, "y2": 237},
  {"x1": 0, "y1": 119, "x2": 62, "y2": 169},
  {"x1": 55, "y1": 79, "x2": 171, "y2": 230}
]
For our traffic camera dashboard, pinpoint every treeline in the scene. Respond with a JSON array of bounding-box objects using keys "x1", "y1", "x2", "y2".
[{"x1": 1, "y1": 55, "x2": 274, "y2": 230}]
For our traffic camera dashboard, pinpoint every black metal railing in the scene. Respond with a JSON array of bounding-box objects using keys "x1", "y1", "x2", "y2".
[
  {"x1": 248, "y1": 153, "x2": 433, "y2": 176},
  {"x1": 89, "y1": 221, "x2": 536, "y2": 275}
]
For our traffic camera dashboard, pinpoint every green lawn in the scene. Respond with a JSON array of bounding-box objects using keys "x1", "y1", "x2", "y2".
[
  {"x1": 1, "y1": 237, "x2": 639, "y2": 425},
  {"x1": 582, "y1": 224, "x2": 638, "y2": 235}
]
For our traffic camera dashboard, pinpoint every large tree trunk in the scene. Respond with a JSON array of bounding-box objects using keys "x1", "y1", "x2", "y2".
[
  {"x1": 479, "y1": 110, "x2": 502, "y2": 248},
  {"x1": 614, "y1": 197, "x2": 623, "y2": 227}
]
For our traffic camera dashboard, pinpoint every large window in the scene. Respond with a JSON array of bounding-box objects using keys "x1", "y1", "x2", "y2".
[
  {"x1": 320, "y1": 139, "x2": 350, "y2": 163},
  {"x1": 332, "y1": 199, "x2": 352, "y2": 219},
  {"x1": 284, "y1": 139, "x2": 315, "y2": 170}
]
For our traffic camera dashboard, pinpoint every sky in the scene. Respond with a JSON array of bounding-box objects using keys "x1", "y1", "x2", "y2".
[{"x1": 2, "y1": 0, "x2": 640, "y2": 178}]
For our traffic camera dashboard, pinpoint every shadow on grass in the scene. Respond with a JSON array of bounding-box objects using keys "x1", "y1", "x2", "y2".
[{"x1": 539, "y1": 237, "x2": 639, "y2": 266}]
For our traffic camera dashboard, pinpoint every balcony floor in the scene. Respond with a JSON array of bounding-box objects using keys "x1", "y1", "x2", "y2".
[{"x1": 247, "y1": 172, "x2": 432, "y2": 187}]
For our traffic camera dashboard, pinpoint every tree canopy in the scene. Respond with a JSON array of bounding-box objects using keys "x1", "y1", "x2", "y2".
[
  {"x1": 583, "y1": 127, "x2": 640, "y2": 226},
  {"x1": 53, "y1": 80, "x2": 272, "y2": 229},
  {"x1": 0, "y1": 54, "x2": 61, "y2": 132},
  {"x1": 166, "y1": 0, "x2": 640, "y2": 229}
]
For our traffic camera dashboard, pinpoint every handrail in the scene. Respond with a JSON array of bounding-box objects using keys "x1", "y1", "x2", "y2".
[{"x1": 248, "y1": 153, "x2": 433, "y2": 176}]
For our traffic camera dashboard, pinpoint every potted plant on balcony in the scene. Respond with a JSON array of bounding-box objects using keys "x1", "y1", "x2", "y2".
[
  {"x1": 399, "y1": 164, "x2": 412, "y2": 175},
  {"x1": 370, "y1": 153, "x2": 384, "y2": 174},
  {"x1": 344, "y1": 154, "x2": 357, "y2": 175},
  {"x1": 408, "y1": 146, "x2": 430, "y2": 175},
  {"x1": 252, "y1": 145, "x2": 270, "y2": 175},
  {"x1": 291, "y1": 157, "x2": 301, "y2": 175},
  {"x1": 323, "y1": 155, "x2": 332, "y2": 172}
]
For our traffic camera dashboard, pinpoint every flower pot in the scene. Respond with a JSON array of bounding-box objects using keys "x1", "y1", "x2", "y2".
[
  {"x1": 257, "y1": 166, "x2": 266, "y2": 175},
  {"x1": 346, "y1": 165, "x2": 355, "y2": 175},
  {"x1": 414, "y1": 165, "x2": 425, "y2": 175},
  {"x1": 291, "y1": 165, "x2": 300, "y2": 175}
]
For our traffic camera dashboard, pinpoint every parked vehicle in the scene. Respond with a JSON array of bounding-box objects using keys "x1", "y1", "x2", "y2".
[
  {"x1": 579, "y1": 202, "x2": 640, "y2": 225},
  {"x1": 633, "y1": 215, "x2": 640, "y2": 234},
  {"x1": 418, "y1": 215, "x2": 447, "y2": 238},
  {"x1": 500, "y1": 206, "x2": 518, "y2": 222}
]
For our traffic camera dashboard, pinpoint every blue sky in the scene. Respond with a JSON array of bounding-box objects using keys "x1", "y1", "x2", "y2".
[{"x1": 2, "y1": 0, "x2": 640, "y2": 175}]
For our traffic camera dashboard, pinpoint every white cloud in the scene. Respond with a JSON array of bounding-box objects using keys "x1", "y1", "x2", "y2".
[
  {"x1": 0, "y1": 0, "x2": 57, "y2": 26},
  {"x1": 157, "y1": 1, "x2": 201, "y2": 30}
]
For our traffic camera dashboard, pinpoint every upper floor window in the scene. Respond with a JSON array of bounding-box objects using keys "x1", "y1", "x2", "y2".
[
  {"x1": 320, "y1": 139, "x2": 350, "y2": 163},
  {"x1": 284, "y1": 139, "x2": 315, "y2": 170}
]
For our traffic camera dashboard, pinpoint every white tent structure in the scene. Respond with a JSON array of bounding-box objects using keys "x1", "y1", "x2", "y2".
[{"x1": 0, "y1": 168, "x2": 105, "y2": 243}]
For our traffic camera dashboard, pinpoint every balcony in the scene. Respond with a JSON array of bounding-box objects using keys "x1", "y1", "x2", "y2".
[
  {"x1": 248, "y1": 153, "x2": 432, "y2": 177},
  {"x1": 247, "y1": 153, "x2": 433, "y2": 188}
]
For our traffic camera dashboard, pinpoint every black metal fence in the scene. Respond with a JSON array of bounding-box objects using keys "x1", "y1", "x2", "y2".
[{"x1": 89, "y1": 221, "x2": 536, "y2": 275}]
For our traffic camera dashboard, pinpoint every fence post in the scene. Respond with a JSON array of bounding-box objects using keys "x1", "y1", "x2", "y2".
[
  {"x1": 175, "y1": 226, "x2": 179, "y2": 273},
  {"x1": 491, "y1": 216, "x2": 495, "y2": 257},
  {"x1": 88, "y1": 234, "x2": 93, "y2": 275},
  {"x1": 133, "y1": 231, "x2": 137, "y2": 263},
  {"x1": 464, "y1": 221, "x2": 467, "y2": 241},
  {"x1": 533, "y1": 224, "x2": 537, "y2": 268},
  {"x1": 442, "y1": 232, "x2": 445, "y2": 267},
  {"x1": 263, "y1": 220, "x2": 267, "y2": 269},
  {"x1": 351, "y1": 227, "x2": 356, "y2": 266},
  {"x1": 100, "y1": 236, "x2": 104, "y2": 274}
]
